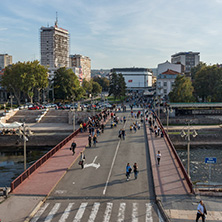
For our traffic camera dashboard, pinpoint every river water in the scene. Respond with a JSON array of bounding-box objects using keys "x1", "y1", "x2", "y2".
[
  {"x1": 0, "y1": 147, "x2": 51, "y2": 187},
  {"x1": 176, "y1": 145, "x2": 222, "y2": 184}
]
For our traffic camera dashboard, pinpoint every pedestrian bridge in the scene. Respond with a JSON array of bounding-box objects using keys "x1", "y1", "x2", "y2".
[{"x1": 2, "y1": 108, "x2": 212, "y2": 222}]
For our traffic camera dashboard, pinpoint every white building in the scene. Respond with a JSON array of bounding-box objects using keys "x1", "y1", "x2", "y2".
[
  {"x1": 157, "y1": 61, "x2": 182, "y2": 75},
  {"x1": 111, "y1": 68, "x2": 153, "y2": 91},
  {"x1": 156, "y1": 69, "x2": 180, "y2": 99},
  {"x1": 0, "y1": 54, "x2": 12, "y2": 70},
  {"x1": 40, "y1": 20, "x2": 69, "y2": 68},
  {"x1": 171, "y1": 51, "x2": 200, "y2": 74}
]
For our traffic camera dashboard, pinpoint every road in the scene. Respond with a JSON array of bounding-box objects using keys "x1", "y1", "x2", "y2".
[{"x1": 30, "y1": 109, "x2": 163, "y2": 222}]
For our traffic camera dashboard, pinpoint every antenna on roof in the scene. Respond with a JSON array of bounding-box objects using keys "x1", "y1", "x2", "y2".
[{"x1": 55, "y1": 12, "x2": 58, "y2": 27}]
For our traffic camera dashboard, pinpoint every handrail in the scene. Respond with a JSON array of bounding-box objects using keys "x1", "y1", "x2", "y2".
[
  {"x1": 155, "y1": 114, "x2": 195, "y2": 194},
  {"x1": 11, "y1": 109, "x2": 108, "y2": 192}
]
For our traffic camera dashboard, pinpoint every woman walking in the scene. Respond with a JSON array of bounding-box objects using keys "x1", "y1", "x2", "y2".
[
  {"x1": 79, "y1": 152, "x2": 85, "y2": 169},
  {"x1": 157, "y1": 151, "x2": 161, "y2": 166},
  {"x1": 133, "y1": 163, "x2": 139, "y2": 179},
  {"x1": 126, "y1": 163, "x2": 132, "y2": 181}
]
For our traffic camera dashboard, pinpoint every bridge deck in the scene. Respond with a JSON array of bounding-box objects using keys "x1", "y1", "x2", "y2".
[{"x1": 147, "y1": 125, "x2": 190, "y2": 196}]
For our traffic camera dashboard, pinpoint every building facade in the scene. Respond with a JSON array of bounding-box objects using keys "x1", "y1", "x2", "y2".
[
  {"x1": 156, "y1": 69, "x2": 180, "y2": 99},
  {"x1": 69, "y1": 54, "x2": 91, "y2": 81},
  {"x1": 157, "y1": 60, "x2": 182, "y2": 75},
  {"x1": 40, "y1": 21, "x2": 69, "y2": 68},
  {"x1": 111, "y1": 68, "x2": 153, "y2": 91},
  {"x1": 0, "y1": 54, "x2": 12, "y2": 70},
  {"x1": 171, "y1": 51, "x2": 200, "y2": 74}
]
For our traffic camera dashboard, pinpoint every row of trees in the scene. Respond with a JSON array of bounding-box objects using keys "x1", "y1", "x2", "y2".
[
  {"x1": 1, "y1": 61, "x2": 48, "y2": 105},
  {"x1": 169, "y1": 63, "x2": 222, "y2": 102},
  {"x1": 1, "y1": 61, "x2": 127, "y2": 105}
]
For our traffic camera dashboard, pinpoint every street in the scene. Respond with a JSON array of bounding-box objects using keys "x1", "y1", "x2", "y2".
[{"x1": 30, "y1": 109, "x2": 162, "y2": 222}]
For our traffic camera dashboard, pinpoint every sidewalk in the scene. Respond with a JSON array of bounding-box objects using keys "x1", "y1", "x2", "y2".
[
  {"x1": 0, "y1": 116, "x2": 110, "y2": 222},
  {"x1": 146, "y1": 122, "x2": 222, "y2": 221}
]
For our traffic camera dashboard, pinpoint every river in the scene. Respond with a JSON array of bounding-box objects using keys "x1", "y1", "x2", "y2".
[
  {"x1": 176, "y1": 145, "x2": 222, "y2": 184},
  {"x1": 0, "y1": 147, "x2": 51, "y2": 187}
]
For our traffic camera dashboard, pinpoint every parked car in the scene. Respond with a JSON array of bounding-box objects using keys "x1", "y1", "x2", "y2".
[{"x1": 28, "y1": 105, "x2": 40, "y2": 110}]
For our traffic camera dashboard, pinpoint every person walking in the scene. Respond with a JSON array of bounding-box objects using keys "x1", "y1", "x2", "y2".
[
  {"x1": 126, "y1": 163, "x2": 132, "y2": 181},
  {"x1": 118, "y1": 129, "x2": 122, "y2": 139},
  {"x1": 71, "y1": 140, "x2": 76, "y2": 155},
  {"x1": 157, "y1": 151, "x2": 161, "y2": 166},
  {"x1": 133, "y1": 163, "x2": 139, "y2": 179},
  {"x1": 79, "y1": 152, "x2": 86, "y2": 169},
  {"x1": 196, "y1": 200, "x2": 207, "y2": 222},
  {"x1": 121, "y1": 128, "x2": 126, "y2": 140},
  {"x1": 88, "y1": 134, "x2": 92, "y2": 148},
  {"x1": 93, "y1": 134, "x2": 97, "y2": 147},
  {"x1": 101, "y1": 123, "x2": 104, "y2": 133}
]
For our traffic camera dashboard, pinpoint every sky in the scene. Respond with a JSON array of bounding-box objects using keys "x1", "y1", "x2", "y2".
[{"x1": 1, "y1": 0, "x2": 222, "y2": 69}]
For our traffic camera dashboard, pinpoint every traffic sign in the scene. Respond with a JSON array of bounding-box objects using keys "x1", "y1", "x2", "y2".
[{"x1": 205, "y1": 157, "x2": 217, "y2": 164}]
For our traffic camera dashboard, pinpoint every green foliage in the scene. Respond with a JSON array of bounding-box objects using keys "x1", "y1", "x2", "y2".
[
  {"x1": 1, "y1": 61, "x2": 48, "y2": 105},
  {"x1": 93, "y1": 76, "x2": 109, "y2": 91},
  {"x1": 109, "y1": 72, "x2": 126, "y2": 100},
  {"x1": 190, "y1": 62, "x2": 206, "y2": 80},
  {"x1": 169, "y1": 75, "x2": 195, "y2": 102},
  {"x1": 91, "y1": 81, "x2": 102, "y2": 96},
  {"x1": 193, "y1": 65, "x2": 222, "y2": 102},
  {"x1": 53, "y1": 68, "x2": 82, "y2": 101}
]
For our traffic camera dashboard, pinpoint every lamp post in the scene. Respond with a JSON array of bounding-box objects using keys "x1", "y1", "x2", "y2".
[
  {"x1": 163, "y1": 105, "x2": 173, "y2": 134},
  {"x1": 181, "y1": 121, "x2": 198, "y2": 178},
  {"x1": 72, "y1": 99, "x2": 75, "y2": 132},
  {"x1": 9, "y1": 94, "x2": 14, "y2": 110},
  {"x1": 19, "y1": 123, "x2": 32, "y2": 171}
]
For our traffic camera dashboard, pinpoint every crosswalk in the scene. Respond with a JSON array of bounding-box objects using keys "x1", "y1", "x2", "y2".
[{"x1": 31, "y1": 201, "x2": 156, "y2": 222}]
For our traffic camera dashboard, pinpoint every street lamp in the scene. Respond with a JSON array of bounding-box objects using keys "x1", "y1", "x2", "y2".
[
  {"x1": 163, "y1": 105, "x2": 173, "y2": 134},
  {"x1": 181, "y1": 121, "x2": 198, "y2": 178},
  {"x1": 18, "y1": 123, "x2": 33, "y2": 171},
  {"x1": 9, "y1": 94, "x2": 14, "y2": 110},
  {"x1": 72, "y1": 98, "x2": 76, "y2": 132}
]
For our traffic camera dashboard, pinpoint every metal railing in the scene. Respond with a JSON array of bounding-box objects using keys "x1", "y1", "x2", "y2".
[
  {"x1": 11, "y1": 129, "x2": 80, "y2": 192},
  {"x1": 155, "y1": 114, "x2": 195, "y2": 194},
  {"x1": 11, "y1": 109, "x2": 108, "y2": 192}
]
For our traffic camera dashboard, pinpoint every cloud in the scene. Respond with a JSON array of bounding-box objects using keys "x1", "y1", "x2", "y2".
[{"x1": 0, "y1": 28, "x2": 8, "y2": 31}]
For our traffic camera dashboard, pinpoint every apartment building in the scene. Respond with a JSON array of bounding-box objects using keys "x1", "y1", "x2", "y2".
[
  {"x1": 69, "y1": 54, "x2": 91, "y2": 81},
  {"x1": 171, "y1": 51, "x2": 200, "y2": 74},
  {"x1": 40, "y1": 21, "x2": 69, "y2": 68},
  {"x1": 0, "y1": 54, "x2": 12, "y2": 70},
  {"x1": 156, "y1": 69, "x2": 180, "y2": 99}
]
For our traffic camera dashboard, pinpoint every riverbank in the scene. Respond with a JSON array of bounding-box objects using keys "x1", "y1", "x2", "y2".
[{"x1": 167, "y1": 125, "x2": 222, "y2": 146}]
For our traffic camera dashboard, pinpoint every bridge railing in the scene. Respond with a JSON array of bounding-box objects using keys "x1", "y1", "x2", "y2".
[
  {"x1": 11, "y1": 128, "x2": 80, "y2": 192},
  {"x1": 10, "y1": 109, "x2": 108, "y2": 192},
  {"x1": 155, "y1": 114, "x2": 195, "y2": 194}
]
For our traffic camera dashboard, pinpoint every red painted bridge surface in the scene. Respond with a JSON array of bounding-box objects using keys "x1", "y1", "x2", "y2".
[{"x1": 12, "y1": 131, "x2": 88, "y2": 195}]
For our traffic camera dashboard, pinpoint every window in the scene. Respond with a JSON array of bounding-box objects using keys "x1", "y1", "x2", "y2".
[
  {"x1": 164, "y1": 89, "x2": 167, "y2": 94},
  {"x1": 163, "y1": 82, "x2": 167, "y2": 87}
]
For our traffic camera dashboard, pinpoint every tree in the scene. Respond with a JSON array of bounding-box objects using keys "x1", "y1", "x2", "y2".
[
  {"x1": 53, "y1": 68, "x2": 82, "y2": 101},
  {"x1": 190, "y1": 62, "x2": 206, "y2": 80},
  {"x1": 169, "y1": 75, "x2": 195, "y2": 102},
  {"x1": 91, "y1": 81, "x2": 102, "y2": 96},
  {"x1": 109, "y1": 72, "x2": 126, "y2": 99},
  {"x1": 193, "y1": 65, "x2": 222, "y2": 102},
  {"x1": 82, "y1": 79, "x2": 92, "y2": 96},
  {"x1": 117, "y1": 73, "x2": 127, "y2": 99},
  {"x1": 1, "y1": 61, "x2": 48, "y2": 105},
  {"x1": 93, "y1": 76, "x2": 110, "y2": 91},
  {"x1": 1, "y1": 62, "x2": 24, "y2": 105},
  {"x1": 109, "y1": 72, "x2": 119, "y2": 99}
]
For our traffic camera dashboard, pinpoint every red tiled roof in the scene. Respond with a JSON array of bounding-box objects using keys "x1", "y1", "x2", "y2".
[{"x1": 162, "y1": 69, "x2": 180, "y2": 75}]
